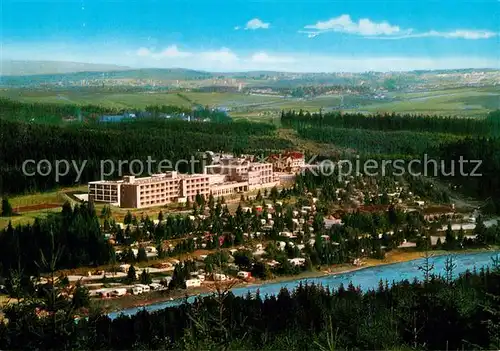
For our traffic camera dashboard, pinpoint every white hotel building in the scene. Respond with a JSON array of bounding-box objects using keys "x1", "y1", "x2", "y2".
[{"x1": 88, "y1": 156, "x2": 279, "y2": 209}]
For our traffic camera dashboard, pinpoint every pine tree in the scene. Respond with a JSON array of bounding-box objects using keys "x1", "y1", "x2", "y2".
[
  {"x1": 157, "y1": 243, "x2": 165, "y2": 259},
  {"x1": 124, "y1": 211, "x2": 132, "y2": 225},
  {"x1": 72, "y1": 282, "x2": 90, "y2": 309},
  {"x1": 127, "y1": 265, "x2": 137, "y2": 282},
  {"x1": 418, "y1": 251, "x2": 435, "y2": 283},
  {"x1": 139, "y1": 269, "x2": 152, "y2": 285},
  {"x1": 484, "y1": 254, "x2": 500, "y2": 350},
  {"x1": 256, "y1": 190, "x2": 262, "y2": 201},
  {"x1": 137, "y1": 247, "x2": 148, "y2": 262},
  {"x1": 474, "y1": 215, "x2": 487, "y2": 244},
  {"x1": 1, "y1": 198, "x2": 13, "y2": 217},
  {"x1": 270, "y1": 186, "x2": 279, "y2": 202},
  {"x1": 445, "y1": 223, "x2": 456, "y2": 250},
  {"x1": 195, "y1": 192, "x2": 204, "y2": 207},
  {"x1": 442, "y1": 255, "x2": 456, "y2": 285},
  {"x1": 208, "y1": 193, "x2": 215, "y2": 209}
]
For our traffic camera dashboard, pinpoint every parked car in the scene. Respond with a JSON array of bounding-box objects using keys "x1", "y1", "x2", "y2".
[
  {"x1": 110, "y1": 288, "x2": 127, "y2": 297},
  {"x1": 149, "y1": 283, "x2": 163, "y2": 291}
]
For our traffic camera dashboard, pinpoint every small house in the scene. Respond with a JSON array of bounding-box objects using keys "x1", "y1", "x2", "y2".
[
  {"x1": 213, "y1": 273, "x2": 227, "y2": 281},
  {"x1": 186, "y1": 278, "x2": 201, "y2": 288},
  {"x1": 266, "y1": 260, "x2": 280, "y2": 267},
  {"x1": 237, "y1": 271, "x2": 251, "y2": 279},
  {"x1": 288, "y1": 258, "x2": 306, "y2": 266}
]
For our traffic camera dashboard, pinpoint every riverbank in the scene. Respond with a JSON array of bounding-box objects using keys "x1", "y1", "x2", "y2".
[{"x1": 96, "y1": 247, "x2": 500, "y2": 314}]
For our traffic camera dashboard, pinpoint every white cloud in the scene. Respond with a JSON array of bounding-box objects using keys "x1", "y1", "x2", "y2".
[
  {"x1": 365, "y1": 29, "x2": 498, "y2": 40},
  {"x1": 426, "y1": 30, "x2": 497, "y2": 39},
  {"x1": 250, "y1": 52, "x2": 296, "y2": 64},
  {"x1": 242, "y1": 18, "x2": 270, "y2": 30},
  {"x1": 136, "y1": 47, "x2": 151, "y2": 57},
  {"x1": 303, "y1": 14, "x2": 405, "y2": 37},
  {"x1": 248, "y1": 55, "x2": 498, "y2": 72},
  {"x1": 200, "y1": 48, "x2": 238, "y2": 63},
  {"x1": 302, "y1": 15, "x2": 497, "y2": 40},
  {"x1": 135, "y1": 46, "x2": 238, "y2": 65},
  {"x1": 136, "y1": 45, "x2": 192, "y2": 59},
  {"x1": 4, "y1": 42, "x2": 498, "y2": 73},
  {"x1": 155, "y1": 45, "x2": 193, "y2": 58}
]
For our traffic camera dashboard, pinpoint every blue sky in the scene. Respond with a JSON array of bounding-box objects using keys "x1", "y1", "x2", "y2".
[{"x1": 1, "y1": 0, "x2": 499, "y2": 72}]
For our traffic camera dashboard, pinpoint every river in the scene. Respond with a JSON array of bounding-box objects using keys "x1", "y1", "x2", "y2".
[{"x1": 108, "y1": 251, "x2": 499, "y2": 319}]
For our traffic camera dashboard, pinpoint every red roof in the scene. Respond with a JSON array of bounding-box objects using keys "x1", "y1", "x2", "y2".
[
  {"x1": 286, "y1": 151, "x2": 304, "y2": 159},
  {"x1": 268, "y1": 151, "x2": 304, "y2": 160}
]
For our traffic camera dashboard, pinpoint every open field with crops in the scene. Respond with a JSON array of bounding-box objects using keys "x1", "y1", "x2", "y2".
[
  {"x1": 352, "y1": 87, "x2": 500, "y2": 117},
  {"x1": 1, "y1": 86, "x2": 497, "y2": 118},
  {"x1": 0, "y1": 89, "x2": 193, "y2": 109}
]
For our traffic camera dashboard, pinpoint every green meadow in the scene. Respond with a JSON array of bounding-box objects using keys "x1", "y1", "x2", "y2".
[
  {"x1": 0, "y1": 86, "x2": 498, "y2": 151},
  {"x1": 1, "y1": 86, "x2": 497, "y2": 118}
]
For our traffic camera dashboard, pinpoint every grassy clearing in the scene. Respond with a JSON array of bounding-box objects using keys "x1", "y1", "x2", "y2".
[
  {"x1": 0, "y1": 90, "x2": 192, "y2": 109},
  {"x1": 355, "y1": 88, "x2": 499, "y2": 117},
  {"x1": 1, "y1": 87, "x2": 497, "y2": 117},
  {"x1": 0, "y1": 90, "x2": 280, "y2": 109},
  {"x1": 0, "y1": 207, "x2": 62, "y2": 229},
  {"x1": 1, "y1": 185, "x2": 87, "y2": 229},
  {"x1": 230, "y1": 111, "x2": 280, "y2": 124},
  {"x1": 182, "y1": 92, "x2": 281, "y2": 106},
  {"x1": 9, "y1": 192, "x2": 64, "y2": 208}
]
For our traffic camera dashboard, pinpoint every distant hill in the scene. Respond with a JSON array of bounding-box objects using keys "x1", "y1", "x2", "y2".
[
  {"x1": 0, "y1": 67, "x2": 216, "y2": 87},
  {"x1": 0, "y1": 60, "x2": 498, "y2": 89},
  {"x1": 0, "y1": 60, "x2": 131, "y2": 76}
]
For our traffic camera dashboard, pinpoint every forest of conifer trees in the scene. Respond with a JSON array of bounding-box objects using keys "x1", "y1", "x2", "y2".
[
  {"x1": 0, "y1": 111, "x2": 291, "y2": 194},
  {"x1": 1, "y1": 265, "x2": 500, "y2": 350}
]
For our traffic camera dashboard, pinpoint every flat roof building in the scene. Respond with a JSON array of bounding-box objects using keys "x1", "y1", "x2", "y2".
[
  {"x1": 120, "y1": 173, "x2": 181, "y2": 209},
  {"x1": 88, "y1": 156, "x2": 280, "y2": 209},
  {"x1": 88, "y1": 180, "x2": 123, "y2": 205}
]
